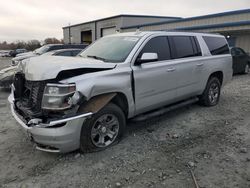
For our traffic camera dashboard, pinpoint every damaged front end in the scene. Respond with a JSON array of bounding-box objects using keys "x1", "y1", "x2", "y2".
[{"x1": 9, "y1": 72, "x2": 93, "y2": 153}]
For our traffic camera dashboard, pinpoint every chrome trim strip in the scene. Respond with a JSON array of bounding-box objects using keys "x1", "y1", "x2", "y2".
[
  {"x1": 41, "y1": 106, "x2": 72, "y2": 111},
  {"x1": 36, "y1": 146, "x2": 60, "y2": 153},
  {"x1": 49, "y1": 112, "x2": 93, "y2": 126},
  {"x1": 38, "y1": 112, "x2": 93, "y2": 127},
  {"x1": 43, "y1": 91, "x2": 75, "y2": 97},
  {"x1": 46, "y1": 83, "x2": 76, "y2": 87}
]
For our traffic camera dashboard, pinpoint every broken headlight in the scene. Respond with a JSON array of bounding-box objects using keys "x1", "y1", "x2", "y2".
[{"x1": 42, "y1": 83, "x2": 81, "y2": 110}]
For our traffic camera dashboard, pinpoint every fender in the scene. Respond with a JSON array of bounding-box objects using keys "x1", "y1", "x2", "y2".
[{"x1": 78, "y1": 93, "x2": 117, "y2": 113}]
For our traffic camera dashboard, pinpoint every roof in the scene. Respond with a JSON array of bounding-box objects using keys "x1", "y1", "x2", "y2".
[
  {"x1": 62, "y1": 14, "x2": 182, "y2": 29},
  {"x1": 106, "y1": 31, "x2": 225, "y2": 38},
  {"x1": 121, "y1": 9, "x2": 250, "y2": 30}
]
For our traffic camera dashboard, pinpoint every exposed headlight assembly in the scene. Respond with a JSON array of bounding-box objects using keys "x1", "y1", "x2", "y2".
[{"x1": 42, "y1": 83, "x2": 81, "y2": 110}]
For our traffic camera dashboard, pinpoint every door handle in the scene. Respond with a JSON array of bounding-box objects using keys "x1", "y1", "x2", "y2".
[
  {"x1": 167, "y1": 67, "x2": 176, "y2": 72},
  {"x1": 196, "y1": 63, "x2": 204, "y2": 67}
]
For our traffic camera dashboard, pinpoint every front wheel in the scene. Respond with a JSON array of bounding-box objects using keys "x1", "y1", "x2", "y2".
[
  {"x1": 80, "y1": 103, "x2": 126, "y2": 153},
  {"x1": 199, "y1": 77, "x2": 221, "y2": 107}
]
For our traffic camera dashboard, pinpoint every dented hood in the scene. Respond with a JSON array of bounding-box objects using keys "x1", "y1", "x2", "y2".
[{"x1": 20, "y1": 56, "x2": 117, "y2": 81}]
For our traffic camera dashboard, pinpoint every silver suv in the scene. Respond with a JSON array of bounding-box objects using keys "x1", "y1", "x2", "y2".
[{"x1": 9, "y1": 31, "x2": 232, "y2": 153}]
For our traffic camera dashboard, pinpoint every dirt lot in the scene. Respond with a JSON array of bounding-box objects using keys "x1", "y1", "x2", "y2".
[{"x1": 0, "y1": 57, "x2": 250, "y2": 188}]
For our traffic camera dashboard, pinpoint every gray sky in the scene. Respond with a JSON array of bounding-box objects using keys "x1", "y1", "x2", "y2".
[{"x1": 0, "y1": 0, "x2": 249, "y2": 42}]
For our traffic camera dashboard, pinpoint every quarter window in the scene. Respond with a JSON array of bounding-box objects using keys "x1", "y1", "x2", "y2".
[
  {"x1": 203, "y1": 36, "x2": 229, "y2": 55},
  {"x1": 138, "y1": 36, "x2": 171, "y2": 61}
]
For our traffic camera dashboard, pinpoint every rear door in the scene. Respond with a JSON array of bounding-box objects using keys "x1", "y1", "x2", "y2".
[
  {"x1": 132, "y1": 36, "x2": 179, "y2": 114},
  {"x1": 168, "y1": 35, "x2": 204, "y2": 99}
]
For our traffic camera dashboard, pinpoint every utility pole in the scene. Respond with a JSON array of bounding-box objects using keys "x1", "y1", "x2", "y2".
[{"x1": 68, "y1": 23, "x2": 71, "y2": 44}]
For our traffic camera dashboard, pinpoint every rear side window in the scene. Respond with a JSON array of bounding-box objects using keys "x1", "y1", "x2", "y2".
[
  {"x1": 203, "y1": 36, "x2": 229, "y2": 55},
  {"x1": 139, "y1": 36, "x2": 171, "y2": 61},
  {"x1": 169, "y1": 36, "x2": 201, "y2": 59}
]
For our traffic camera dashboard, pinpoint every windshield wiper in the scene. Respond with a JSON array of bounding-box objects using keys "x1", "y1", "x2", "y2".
[{"x1": 87, "y1": 55, "x2": 107, "y2": 62}]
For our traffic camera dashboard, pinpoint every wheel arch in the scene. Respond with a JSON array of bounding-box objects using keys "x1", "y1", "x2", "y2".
[{"x1": 208, "y1": 71, "x2": 223, "y2": 85}]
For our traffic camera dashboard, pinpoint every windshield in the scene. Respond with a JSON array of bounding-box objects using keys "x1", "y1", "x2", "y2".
[
  {"x1": 79, "y1": 36, "x2": 140, "y2": 62},
  {"x1": 34, "y1": 46, "x2": 50, "y2": 55}
]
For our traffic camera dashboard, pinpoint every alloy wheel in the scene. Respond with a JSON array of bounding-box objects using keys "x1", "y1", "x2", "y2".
[
  {"x1": 208, "y1": 83, "x2": 219, "y2": 104},
  {"x1": 91, "y1": 114, "x2": 119, "y2": 148}
]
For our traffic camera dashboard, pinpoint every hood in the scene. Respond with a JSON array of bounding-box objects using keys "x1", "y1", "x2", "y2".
[
  {"x1": 16, "y1": 51, "x2": 33, "y2": 57},
  {"x1": 13, "y1": 53, "x2": 38, "y2": 61},
  {"x1": 20, "y1": 56, "x2": 117, "y2": 81}
]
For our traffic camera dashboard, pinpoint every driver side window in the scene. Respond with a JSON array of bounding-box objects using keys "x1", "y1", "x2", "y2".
[{"x1": 138, "y1": 36, "x2": 171, "y2": 62}]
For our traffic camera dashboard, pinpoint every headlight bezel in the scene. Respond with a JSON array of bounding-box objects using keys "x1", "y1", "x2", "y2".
[{"x1": 41, "y1": 83, "x2": 80, "y2": 111}]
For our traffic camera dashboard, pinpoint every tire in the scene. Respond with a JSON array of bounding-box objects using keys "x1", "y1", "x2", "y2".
[
  {"x1": 80, "y1": 103, "x2": 126, "y2": 153},
  {"x1": 199, "y1": 77, "x2": 221, "y2": 107},
  {"x1": 243, "y1": 64, "x2": 249, "y2": 74}
]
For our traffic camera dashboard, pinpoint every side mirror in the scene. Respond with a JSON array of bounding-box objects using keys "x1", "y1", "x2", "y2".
[{"x1": 136, "y1": 53, "x2": 158, "y2": 65}]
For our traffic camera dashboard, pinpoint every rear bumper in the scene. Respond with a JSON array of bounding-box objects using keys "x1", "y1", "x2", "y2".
[{"x1": 8, "y1": 92, "x2": 93, "y2": 153}]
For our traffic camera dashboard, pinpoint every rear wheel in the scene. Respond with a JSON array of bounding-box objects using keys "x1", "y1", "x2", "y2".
[
  {"x1": 199, "y1": 77, "x2": 221, "y2": 106},
  {"x1": 80, "y1": 103, "x2": 126, "y2": 153}
]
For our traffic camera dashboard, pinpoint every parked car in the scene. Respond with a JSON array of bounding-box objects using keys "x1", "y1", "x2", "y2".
[
  {"x1": 42, "y1": 48, "x2": 83, "y2": 57},
  {"x1": 9, "y1": 49, "x2": 28, "y2": 57},
  {"x1": 231, "y1": 47, "x2": 250, "y2": 74},
  {"x1": 0, "y1": 50, "x2": 12, "y2": 57},
  {"x1": 0, "y1": 66, "x2": 17, "y2": 88},
  {"x1": 0, "y1": 49, "x2": 83, "y2": 88},
  {"x1": 11, "y1": 44, "x2": 87, "y2": 66},
  {"x1": 9, "y1": 31, "x2": 232, "y2": 153}
]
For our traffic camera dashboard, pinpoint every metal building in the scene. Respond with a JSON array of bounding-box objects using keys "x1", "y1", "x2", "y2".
[
  {"x1": 121, "y1": 9, "x2": 250, "y2": 53},
  {"x1": 63, "y1": 9, "x2": 250, "y2": 53},
  {"x1": 62, "y1": 15, "x2": 181, "y2": 44}
]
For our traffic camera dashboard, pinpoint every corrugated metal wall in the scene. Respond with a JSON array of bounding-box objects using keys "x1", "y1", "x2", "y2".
[
  {"x1": 121, "y1": 11, "x2": 250, "y2": 53},
  {"x1": 236, "y1": 34, "x2": 250, "y2": 53},
  {"x1": 140, "y1": 13, "x2": 250, "y2": 31}
]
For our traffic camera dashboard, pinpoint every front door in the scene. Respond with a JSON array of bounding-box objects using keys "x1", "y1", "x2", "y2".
[{"x1": 132, "y1": 36, "x2": 178, "y2": 115}]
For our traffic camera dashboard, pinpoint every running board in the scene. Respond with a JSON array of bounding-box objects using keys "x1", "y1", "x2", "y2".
[{"x1": 132, "y1": 97, "x2": 199, "y2": 122}]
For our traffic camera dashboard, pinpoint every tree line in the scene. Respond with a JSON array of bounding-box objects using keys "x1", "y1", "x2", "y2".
[{"x1": 0, "y1": 38, "x2": 63, "y2": 51}]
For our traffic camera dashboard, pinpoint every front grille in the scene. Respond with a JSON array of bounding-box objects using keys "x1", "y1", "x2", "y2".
[
  {"x1": 25, "y1": 80, "x2": 47, "y2": 111},
  {"x1": 14, "y1": 73, "x2": 47, "y2": 118}
]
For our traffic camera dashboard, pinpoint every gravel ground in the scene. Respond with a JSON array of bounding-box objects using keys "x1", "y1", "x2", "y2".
[{"x1": 0, "y1": 57, "x2": 250, "y2": 188}]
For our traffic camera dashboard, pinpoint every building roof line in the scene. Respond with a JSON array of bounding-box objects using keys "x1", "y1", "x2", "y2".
[
  {"x1": 167, "y1": 20, "x2": 250, "y2": 31},
  {"x1": 121, "y1": 9, "x2": 250, "y2": 30},
  {"x1": 62, "y1": 14, "x2": 182, "y2": 29}
]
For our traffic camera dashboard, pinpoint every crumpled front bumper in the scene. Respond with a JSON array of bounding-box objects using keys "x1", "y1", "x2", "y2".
[{"x1": 8, "y1": 90, "x2": 93, "y2": 153}]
